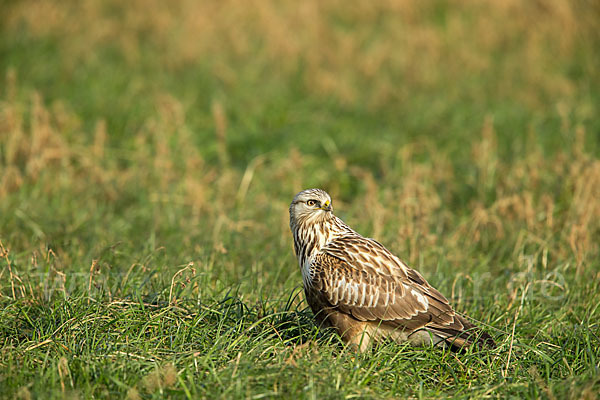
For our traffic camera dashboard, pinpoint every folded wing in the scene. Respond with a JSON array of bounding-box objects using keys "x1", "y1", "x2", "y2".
[{"x1": 310, "y1": 235, "x2": 493, "y2": 347}]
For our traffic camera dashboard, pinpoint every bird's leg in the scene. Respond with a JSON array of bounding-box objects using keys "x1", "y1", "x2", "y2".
[
  {"x1": 327, "y1": 312, "x2": 375, "y2": 353},
  {"x1": 343, "y1": 329, "x2": 375, "y2": 353}
]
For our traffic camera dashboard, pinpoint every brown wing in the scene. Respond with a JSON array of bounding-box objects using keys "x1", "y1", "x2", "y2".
[{"x1": 310, "y1": 236, "x2": 493, "y2": 347}]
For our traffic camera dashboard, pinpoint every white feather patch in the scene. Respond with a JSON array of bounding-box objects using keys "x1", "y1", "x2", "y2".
[
  {"x1": 302, "y1": 257, "x2": 313, "y2": 287},
  {"x1": 410, "y1": 288, "x2": 429, "y2": 308}
]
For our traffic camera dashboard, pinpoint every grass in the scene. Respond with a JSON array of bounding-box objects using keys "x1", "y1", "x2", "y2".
[{"x1": 1, "y1": 0, "x2": 599, "y2": 398}]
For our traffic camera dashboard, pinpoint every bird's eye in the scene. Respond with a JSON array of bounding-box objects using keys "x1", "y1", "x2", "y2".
[{"x1": 306, "y1": 199, "x2": 318, "y2": 207}]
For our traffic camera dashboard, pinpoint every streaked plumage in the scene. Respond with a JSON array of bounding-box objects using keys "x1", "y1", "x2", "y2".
[{"x1": 289, "y1": 188, "x2": 495, "y2": 352}]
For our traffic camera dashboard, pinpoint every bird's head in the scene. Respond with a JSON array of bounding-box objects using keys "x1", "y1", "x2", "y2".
[{"x1": 289, "y1": 188, "x2": 333, "y2": 228}]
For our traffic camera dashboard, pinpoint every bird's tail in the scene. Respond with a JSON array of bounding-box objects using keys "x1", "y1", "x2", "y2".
[{"x1": 432, "y1": 314, "x2": 496, "y2": 350}]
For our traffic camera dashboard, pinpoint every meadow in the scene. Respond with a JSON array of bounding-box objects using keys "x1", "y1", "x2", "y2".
[{"x1": 1, "y1": 0, "x2": 599, "y2": 398}]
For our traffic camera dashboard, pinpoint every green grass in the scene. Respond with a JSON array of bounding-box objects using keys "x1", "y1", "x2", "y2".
[{"x1": 1, "y1": 1, "x2": 600, "y2": 398}]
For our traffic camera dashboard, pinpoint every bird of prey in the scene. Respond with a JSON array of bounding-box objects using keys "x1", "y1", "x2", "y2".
[{"x1": 289, "y1": 188, "x2": 495, "y2": 352}]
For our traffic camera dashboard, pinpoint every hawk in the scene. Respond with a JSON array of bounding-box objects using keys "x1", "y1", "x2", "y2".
[{"x1": 289, "y1": 188, "x2": 495, "y2": 352}]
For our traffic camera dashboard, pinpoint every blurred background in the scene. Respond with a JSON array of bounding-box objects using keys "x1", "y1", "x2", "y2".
[
  {"x1": 1, "y1": 1, "x2": 600, "y2": 398},
  {"x1": 1, "y1": 0, "x2": 599, "y2": 295}
]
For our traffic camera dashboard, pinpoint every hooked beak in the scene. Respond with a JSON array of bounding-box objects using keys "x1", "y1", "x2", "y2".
[{"x1": 321, "y1": 200, "x2": 332, "y2": 211}]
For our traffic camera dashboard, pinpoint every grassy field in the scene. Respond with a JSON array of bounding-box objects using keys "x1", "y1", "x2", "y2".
[{"x1": 1, "y1": 0, "x2": 599, "y2": 398}]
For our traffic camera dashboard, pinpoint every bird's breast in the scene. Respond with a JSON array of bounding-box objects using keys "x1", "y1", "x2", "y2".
[
  {"x1": 300, "y1": 253, "x2": 315, "y2": 288},
  {"x1": 294, "y1": 223, "x2": 337, "y2": 288}
]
